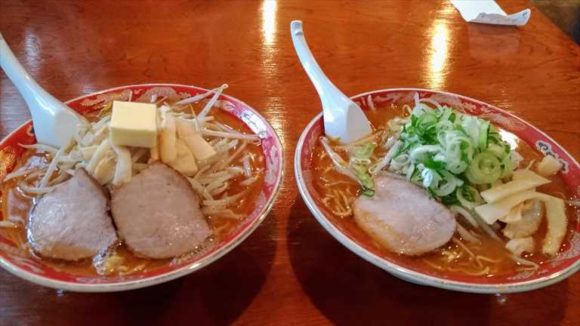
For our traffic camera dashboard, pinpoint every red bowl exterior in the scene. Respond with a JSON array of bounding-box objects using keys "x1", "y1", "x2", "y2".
[
  {"x1": 0, "y1": 84, "x2": 284, "y2": 291},
  {"x1": 296, "y1": 88, "x2": 579, "y2": 293}
]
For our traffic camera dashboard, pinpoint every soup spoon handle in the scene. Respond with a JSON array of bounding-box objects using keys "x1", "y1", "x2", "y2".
[
  {"x1": 0, "y1": 33, "x2": 84, "y2": 148},
  {"x1": 290, "y1": 20, "x2": 371, "y2": 144}
]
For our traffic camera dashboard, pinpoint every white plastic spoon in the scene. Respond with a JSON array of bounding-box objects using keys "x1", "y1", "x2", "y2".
[
  {"x1": 0, "y1": 33, "x2": 85, "y2": 148},
  {"x1": 290, "y1": 20, "x2": 371, "y2": 144}
]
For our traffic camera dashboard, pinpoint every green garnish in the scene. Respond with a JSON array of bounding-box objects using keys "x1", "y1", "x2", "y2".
[
  {"x1": 392, "y1": 104, "x2": 514, "y2": 199},
  {"x1": 349, "y1": 143, "x2": 376, "y2": 197}
]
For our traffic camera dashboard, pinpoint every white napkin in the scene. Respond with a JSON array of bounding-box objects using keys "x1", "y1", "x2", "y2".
[{"x1": 450, "y1": 0, "x2": 531, "y2": 26}]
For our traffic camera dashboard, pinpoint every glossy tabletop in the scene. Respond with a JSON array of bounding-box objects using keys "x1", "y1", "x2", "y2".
[{"x1": 1, "y1": 0, "x2": 579, "y2": 325}]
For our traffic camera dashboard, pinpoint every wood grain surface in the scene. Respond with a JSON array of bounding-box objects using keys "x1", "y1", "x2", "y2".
[{"x1": 1, "y1": 0, "x2": 579, "y2": 325}]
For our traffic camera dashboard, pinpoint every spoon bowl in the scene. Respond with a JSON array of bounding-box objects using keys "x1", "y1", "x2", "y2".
[
  {"x1": 290, "y1": 21, "x2": 371, "y2": 144},
  {"x1": 0, "y1": 33, "x2": 84, "y2": 148}
]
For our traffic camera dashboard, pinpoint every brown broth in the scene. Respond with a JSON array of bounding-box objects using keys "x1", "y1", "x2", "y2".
[
  {"x1": 0, "y1": 104, "x2": 265, "y2": 277},
  {"x1": 311, "y1": 104, "x2": 577, "y2": 278}
]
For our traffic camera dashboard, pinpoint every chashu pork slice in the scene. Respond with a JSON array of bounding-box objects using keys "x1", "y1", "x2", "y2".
[
  {"x1": 111, "y1": 163, "x2": 211, "y2": 259},
  {"x1": 353, "y1": 174, "x2": 456, "y2": 256},
  {"x1": 28, "y1": 169, "x2": 118, "y2": 261}
]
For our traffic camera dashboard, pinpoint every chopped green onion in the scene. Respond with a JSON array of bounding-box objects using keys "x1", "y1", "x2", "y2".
[
  {"x1": 384, "y1": 98, "x2": 516, "y2": 201},
  {"x1": 349, "y1": 143, "x2": 376, "y2": 197},
  {"x1": 466, "y1": 152, "x2": 502, "y2": 184}
]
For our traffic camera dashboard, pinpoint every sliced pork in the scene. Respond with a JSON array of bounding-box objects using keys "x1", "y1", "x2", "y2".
[
  {"x1": 111, "y1": 163, "x2": 211, "y2": 259},
  {"x1": 353, "y1": 174, "x2": 456, "y2": 256},
  {"x1": 28, "y1": 169, "x2": 118, "y2": 261}
]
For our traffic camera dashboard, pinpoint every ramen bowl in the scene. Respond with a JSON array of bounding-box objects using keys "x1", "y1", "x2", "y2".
[
  {"x1": 0, "y1": 83, "x2": 284, "y2": 292},
  {"x1": 295, "y1": 88, "x2": 579, "y2": 293}
]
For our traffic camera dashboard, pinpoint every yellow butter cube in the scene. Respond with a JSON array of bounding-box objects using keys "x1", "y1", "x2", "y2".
[{"x1": 110, "y1": 101, "x2": 158, "y2": 148}]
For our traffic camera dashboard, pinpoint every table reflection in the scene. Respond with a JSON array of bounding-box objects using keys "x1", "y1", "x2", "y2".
[
  {"x1": 261, "y1": 0, "x2": 277, "y2": 46},
  {"x1": 428, "y1": 22, "x2": 450, "y2": 90}
]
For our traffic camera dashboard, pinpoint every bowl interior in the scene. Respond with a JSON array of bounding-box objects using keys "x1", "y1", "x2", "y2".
[
  {"x1": 0, "y1": 84, "x2": 283, "y2": 290},
  {"x1": 296, "y1": 88, "x2": 579, "y2": 292}
]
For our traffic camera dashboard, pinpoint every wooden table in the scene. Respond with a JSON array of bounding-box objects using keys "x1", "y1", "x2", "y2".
[{"x1": 1, "y1": 0, "x2": 578, "y2": 324}]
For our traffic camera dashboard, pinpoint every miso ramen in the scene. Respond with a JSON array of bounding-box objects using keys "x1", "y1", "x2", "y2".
[
  {"x1": 0, "y1": 85, "x2": 266, "y2": 277},
  {"x1": 311, "y1": 94, "x2": 576, "y2": 278}
]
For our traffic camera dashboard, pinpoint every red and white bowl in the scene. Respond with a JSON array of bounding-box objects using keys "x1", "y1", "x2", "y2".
[
  {"x1": 295, "y1": 88, "x2": 579, "y2": 293},
  {"x1": 0, "y1": 84, "x2": 284, "y2": 292}
]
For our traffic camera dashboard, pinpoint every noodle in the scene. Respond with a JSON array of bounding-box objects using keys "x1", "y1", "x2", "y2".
[
  {"x1": 19, "y1": 143, "x2": 58, "y2": 154},
  {"x1": 201, "y1": 129, "x2": 259, "y2": 141},
  {"x1": 0, "y1": 221, "x2": 18, "y2": 228},
  {"x1": 456, "y1": 223, "x2": 481, "y2": 244}
]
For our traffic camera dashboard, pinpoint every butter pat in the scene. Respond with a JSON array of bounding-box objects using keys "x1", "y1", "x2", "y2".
[{"x1": 110, "y1": 101, "x2": 158, "y2": 148}]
